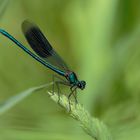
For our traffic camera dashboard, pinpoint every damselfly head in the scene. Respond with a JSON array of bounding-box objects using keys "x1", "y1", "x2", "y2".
[{"x1": 77, "y1": 80, "x2": 86, "y2": 90}]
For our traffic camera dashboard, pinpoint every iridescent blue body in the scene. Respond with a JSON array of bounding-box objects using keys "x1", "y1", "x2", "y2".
[
  {"x1": 0, "y1": 20, "x2": 86, "y2": 97},
  {"x1": 0, "y1": 29, "x2": 65, "y2": 76}
]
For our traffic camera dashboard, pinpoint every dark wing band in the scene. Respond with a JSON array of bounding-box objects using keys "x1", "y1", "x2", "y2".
[{"x1": 22, "y1": 20, "x2": 69, "y2": 71}]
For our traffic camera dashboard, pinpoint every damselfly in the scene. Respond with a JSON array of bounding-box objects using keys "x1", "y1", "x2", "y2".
[{"x1": 0, "y1": 20, "x2": 86, "y2": 103}]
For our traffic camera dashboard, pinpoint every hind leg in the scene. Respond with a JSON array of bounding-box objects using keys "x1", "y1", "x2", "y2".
[
  {"x1": 52, "y1": 75, "x2": 70, "y2": 103},
  {"x1": 73, "y1": 89, "x2": 78, "y2": 104},
  {"x1": 68, "y1": 86, "x2": 77, "y2": 111}
]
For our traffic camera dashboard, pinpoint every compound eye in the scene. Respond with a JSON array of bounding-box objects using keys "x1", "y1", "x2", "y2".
[{"x1": 78, "y1": 83, "x2": 81, "y2": 87}]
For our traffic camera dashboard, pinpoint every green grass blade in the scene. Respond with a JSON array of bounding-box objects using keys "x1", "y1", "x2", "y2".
[
  {"x1": 48, "y1": 92, "x2": 112, "y2": 140},
  {"x1": 0, "y1": 83, "x2": 53, "y2": 115}
]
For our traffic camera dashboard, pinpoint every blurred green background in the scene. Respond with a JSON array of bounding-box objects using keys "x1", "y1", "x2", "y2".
[{"x1": 0, "y1": 0, "x2": 140, "y2": 140}]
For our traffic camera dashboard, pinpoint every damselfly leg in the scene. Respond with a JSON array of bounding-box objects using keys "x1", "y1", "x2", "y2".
[
  {"x1": 67, "y1": 86, "x2": 78, "y2": 110},
  {"x1": 52, "y1": 75, "x2": 70, "y2": 103}
]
